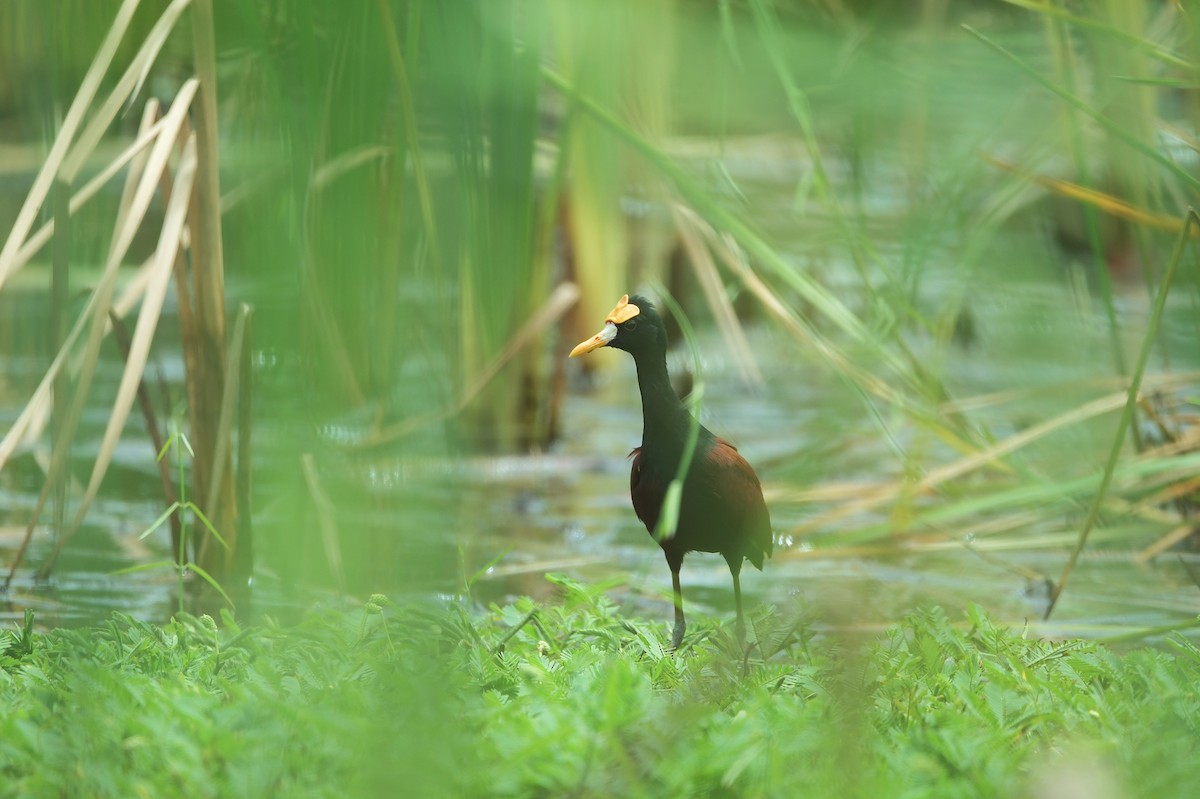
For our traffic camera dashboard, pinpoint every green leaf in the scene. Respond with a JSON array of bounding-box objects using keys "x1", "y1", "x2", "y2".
[
  {"x1": 186, "y1": 502, "x2": 230, "y2": 550},
  {"x1": 138, "y1": 502, "x2": 181, "y2": 540},
  {"x1": 187, "y1": 563, "x2": 234, "y2": 607},
  {"x1": 109, "y1": 560, "x2": 177, "y2": 576}
]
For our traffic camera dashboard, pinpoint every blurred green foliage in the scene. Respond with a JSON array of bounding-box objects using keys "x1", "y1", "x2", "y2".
[{"x1": 2, "y1": 591, "x2": 1200, "y2": 797}]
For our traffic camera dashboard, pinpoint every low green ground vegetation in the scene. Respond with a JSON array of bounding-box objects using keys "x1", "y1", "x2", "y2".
[{"x1": 2, "y1": 576, "x2": 1198, "y2": 797}]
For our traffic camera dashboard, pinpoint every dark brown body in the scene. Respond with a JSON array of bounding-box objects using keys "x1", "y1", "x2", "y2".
[{"x1": 630, "y1": 437, "x2": 772, "y2": 575}]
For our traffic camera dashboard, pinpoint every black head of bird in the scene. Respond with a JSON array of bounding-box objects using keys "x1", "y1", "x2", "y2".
[
  {"x1": 569, "y1": 293, "x2": 662, "y2": 357},
  {"x1": 570, "y1": 294, "x2": 773, "y2": 649}
]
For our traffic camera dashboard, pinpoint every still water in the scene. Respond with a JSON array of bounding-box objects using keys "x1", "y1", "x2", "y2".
[{"x1": 2, "y1": 219, "x2": 1199, "y2": 641}]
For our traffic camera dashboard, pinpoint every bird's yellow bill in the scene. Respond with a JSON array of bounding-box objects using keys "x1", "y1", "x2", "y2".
[
  {"x1": 568, "y1": 294, "x2": 642, "y2": 358},
  {"x1": 570, "y1": 322, "x2": 617, "y2": 357}
]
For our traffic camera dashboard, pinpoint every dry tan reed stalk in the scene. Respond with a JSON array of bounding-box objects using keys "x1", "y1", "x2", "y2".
[
  {"x1": 6, "y1": 82, "x2": 198, "y2": 584},
  {"x1": 12, "y1": 111, "x2": 167, "y2": 276},
  {"x1": 937, "y1": 371, "x2": 1200, "y2": 415},
  {"x1": 708, "y1": 224, "x2": 904, "y2": 408},
  {"x1": 1136, "y1": 524, "x2": 1199, "y2": 563},
  {"x1": 671, "y1": 204, "x2": 763, "y2": 388},
  {"x1": 59, "y1": 0, "x2": 193, "y2": 184},
  {"x1": 187, "y1": 0, "x2": 235, "y2": 580},
  {"x1": 1, "y1": 0, "x2": 242, "y2": 590},
  {"x1": 789, "y1": 388, "x2": 1138, "y2": 538},
  {"x1": 0, "y1": 0, "x2": 141, "y2": 292},
  {"x1": 40, "y1": 133, "x2": 200, "y2": 577}
]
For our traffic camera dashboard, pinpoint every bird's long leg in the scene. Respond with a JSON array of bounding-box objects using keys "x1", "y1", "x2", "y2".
[
  {"x1": 670, "y1": 566, "x2": 686, "y2": 650},
  {"x1": 723, "y1": 554, "x2": 746, "y2": 644},
  {"x1": 731, "y1": 567, "x2": 745, "y2": 643}
]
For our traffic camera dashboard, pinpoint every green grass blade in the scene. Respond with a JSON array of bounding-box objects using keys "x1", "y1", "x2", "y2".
[
  {"x1": 188, "y1": 502, "x2": 230, "y2": 551},
  {"x1": 110, "y1": 560, "x2": 177, "y2": 576},
  {"x1": 998, "y1": 0, "x2": 1192, "y2": 69},
  {"x1": 1045, "y1": 209, "x2": 1198, "y2": 618},
  {"x1": 965, "y1": 25, "x2": 1200, "y2": 192},
  {"x1": 187, "y1": 563, "x2": 234, "y2": 606},
  {"x1": 138, "y1": 501, "x2": 181, "y2": 540}
]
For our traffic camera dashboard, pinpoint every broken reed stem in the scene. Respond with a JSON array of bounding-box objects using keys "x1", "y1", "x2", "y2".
[
  {"x1": 51, "y1": 179, "x2": 71, "y2": 545},
  {"x1": 195, "y1": 305, "x2": 249, "y2": 572},
  {"x1": 234, "y1": 304, "x2": 255, "y2": 586},
  {"x1": 188, "y1": 0, "x2": 236, "y2": 581}
]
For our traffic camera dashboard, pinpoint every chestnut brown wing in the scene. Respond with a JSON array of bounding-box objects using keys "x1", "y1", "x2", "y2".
[
  {"x1": 629, "y1": 446, "x2": 666, "y2": 535},
  {"x1": 696, "y1": 437, "x2": 773, "y2": 568}
]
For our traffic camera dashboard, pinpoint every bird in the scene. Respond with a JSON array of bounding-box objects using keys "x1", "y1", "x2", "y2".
[{"x1": 570, "y1": 294, "x2": 773, "y2": 649}]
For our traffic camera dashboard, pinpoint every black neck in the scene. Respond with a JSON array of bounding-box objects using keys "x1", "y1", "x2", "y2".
[{"x1": 633, "y1": 350, "x2": 692, "y2": 451}]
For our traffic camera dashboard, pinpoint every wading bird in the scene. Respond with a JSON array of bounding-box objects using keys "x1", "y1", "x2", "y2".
[{"x1": 570, "y1": 294, "x2": 772, "y2": 649}]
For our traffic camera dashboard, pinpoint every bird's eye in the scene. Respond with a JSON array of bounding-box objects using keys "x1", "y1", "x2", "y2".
[{"x1": 624, "y1": 319, "x2": 638, "y2": 332}]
